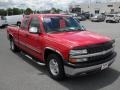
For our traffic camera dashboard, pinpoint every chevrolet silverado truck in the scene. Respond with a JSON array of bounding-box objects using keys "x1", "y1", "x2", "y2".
[{"x1": 7, "y1": 14, "x2": 116, "y2": 80}]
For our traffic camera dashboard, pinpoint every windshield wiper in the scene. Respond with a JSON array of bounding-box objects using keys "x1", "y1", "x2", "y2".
[
  {"x1": 58, "y1": 28, "x2": 70, "y2": 32},
  {"x1": 48, "y1": 28, "x2": 83, "y2": 33},
  {"x1": 48, "y1": 30, "x2": 62, "y2": 33},
  {"x1": 59, "y1": 28, "x2": 82, "y2": 32},
  {"x1": 68, "y1": 28, "x2": 83, "y2": 31}
]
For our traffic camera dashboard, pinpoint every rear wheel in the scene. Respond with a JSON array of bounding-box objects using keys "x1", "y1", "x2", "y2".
[
  {"x1": 10, "y1": 39, "x2": 20, "y2": 52},
  {"x1": 17, "y1": 22, "x2": 21, "y2": 26},
  {"x1": 46, "y1": 53, "x2": 65, "y2": 80}
]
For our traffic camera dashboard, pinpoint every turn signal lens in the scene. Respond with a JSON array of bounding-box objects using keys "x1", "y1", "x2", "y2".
[{"x1": 69, "y1": 58, "x2": 88, "y2": 63}]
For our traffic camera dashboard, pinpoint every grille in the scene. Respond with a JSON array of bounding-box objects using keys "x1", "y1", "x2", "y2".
[
  {"x1": 73, "y1": 40, "x2": 114, "y2": 52},
  {"x1": 73, "y1": 40, "x2": 115, "y2": 64},
  {"x1": 87, "y1": 42, "x2": 113, "y2": 54},
  {"x1": 88, "y1": 51, "x2": 113, "y2": 62},
  {"x1": 86, "y1": 41, "x2": 114, "y2": 62}
]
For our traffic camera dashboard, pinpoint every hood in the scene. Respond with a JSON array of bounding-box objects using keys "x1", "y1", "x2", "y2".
[{"x1": 47, "y1": 31, "x2": 111, "y2": 48}]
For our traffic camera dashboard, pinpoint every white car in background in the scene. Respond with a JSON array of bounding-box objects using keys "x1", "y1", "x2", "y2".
[
  {"x1": 69, "y1": 13, "x2": 77, "y2": 17},
  {"x1": 117, "y1": 13, "x2": 120, "y2": 19},
  {"x1": 106, "y1": 14, "x2": 120, "y2": 23},
  {"x1": 0, "y1": 16, "x2": 7, "y2": 27},
  {"x1": 6, "y1": 15, "x2": 23, "y2": 26}
]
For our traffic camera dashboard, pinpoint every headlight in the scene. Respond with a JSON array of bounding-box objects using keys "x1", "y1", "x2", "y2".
[
  {"x1": 69, "y1": 49, "x2": 87, "y2": 56},
  {"x1": 69, "y1": 49, "x2": 88, "y2": 63}
]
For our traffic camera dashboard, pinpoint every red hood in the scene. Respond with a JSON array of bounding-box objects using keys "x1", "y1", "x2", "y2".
[{"x1": 47, "y1": 31, "x2": 111, "y2": 48}]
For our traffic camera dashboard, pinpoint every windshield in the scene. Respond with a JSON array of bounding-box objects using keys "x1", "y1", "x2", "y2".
[{"x1": 43, "y1": 16, "x2": 85, "y2": 33}]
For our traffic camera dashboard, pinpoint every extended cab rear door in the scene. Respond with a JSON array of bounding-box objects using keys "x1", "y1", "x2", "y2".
[{"x1": 18, "y1": 16, "x2": 30, "y2": 51}]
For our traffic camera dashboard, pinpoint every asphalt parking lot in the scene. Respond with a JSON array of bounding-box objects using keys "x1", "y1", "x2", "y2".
[{"x1": 0, "y1": 21, "x2": 120, "y2": 90}]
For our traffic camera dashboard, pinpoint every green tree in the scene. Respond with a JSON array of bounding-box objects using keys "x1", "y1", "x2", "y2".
[
  {"x1": 25, "y1": 8, "x2": 33, "y2": 15},
  {"x1": 51, "y1": 8, "x2": 56, "y2": 13},
  {"x1": 51, "y1": 8, "x2": 62, "y2": 13},
  {"x1": 0, "y1": 9, "x2": 7, "y2": 16},
  {"x1": 37, "y1": 10, "x2": 40, "y2": 14},
  {"x1": 7, "y1": 8, "x2": 13, "y2": 15},
  {"x1": 13, "y1": 8, "x2": 21, "y2": 15},
  {"x1": 56, "y1": 9, "x2": 62, "y2": 13}
]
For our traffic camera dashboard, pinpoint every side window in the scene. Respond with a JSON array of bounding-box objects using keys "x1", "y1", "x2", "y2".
[
  {"x1": 1, "y1": 16, "x2": 6, "y2": 20},
  {"x1": 29, "y1": 17, "x2": 40, "y2": 31},
  {"x1": 21, "y1": 16, "x2": 30, "y2": 30}
]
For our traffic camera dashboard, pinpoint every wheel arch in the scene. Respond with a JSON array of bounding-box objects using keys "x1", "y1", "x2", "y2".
[
  {"x1": 17, "y1": 21, "x2": 21, "y2": 24},
  {"x1": 44, "y1": 47, "x2": 64, "y2": 63},
  {"x1": 8, "y1": 34, "x2": 13, "y2": 40}
]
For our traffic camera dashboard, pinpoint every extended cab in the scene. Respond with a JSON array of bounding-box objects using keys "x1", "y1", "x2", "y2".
[{"x1": 7, "y1": 14, "x2": 116, "y2": 80}]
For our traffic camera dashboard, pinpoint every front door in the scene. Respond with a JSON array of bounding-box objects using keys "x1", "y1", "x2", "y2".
[{"x1": 25, "y1": 16, "x2": 43, "y2": 61}]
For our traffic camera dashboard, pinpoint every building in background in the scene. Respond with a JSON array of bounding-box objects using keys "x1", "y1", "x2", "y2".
[{"x1": 69, "y1": 2, "x2": 120, "y2": 14}]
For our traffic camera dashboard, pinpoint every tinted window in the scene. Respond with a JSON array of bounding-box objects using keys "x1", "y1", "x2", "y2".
[{"x1": 95, "y1": 10, "x2": 100, "y2": 14}]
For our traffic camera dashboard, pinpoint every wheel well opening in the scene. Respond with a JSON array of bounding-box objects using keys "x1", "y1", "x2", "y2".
[
  {"x1": 17, "y1": 22, "x2": 21, "y2": 26},
  {"x1": 9, "y1": 35, "x2": 13, "y2": 40},
  {"x1": 17, "y1": 21, "x2": 21, "y2": 24},
  {"x1": 44, "y1": 49, "x2": 63, "y2": 63}
]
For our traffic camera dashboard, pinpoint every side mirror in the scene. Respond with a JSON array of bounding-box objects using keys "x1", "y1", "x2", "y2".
[{"x1": 29, "y1": 27, "x2": 39, "y2": 34}]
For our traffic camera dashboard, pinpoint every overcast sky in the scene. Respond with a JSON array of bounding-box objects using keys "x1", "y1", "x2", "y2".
[{"x1": 0, "y1": 0, "x2": 120, "y2": 10}]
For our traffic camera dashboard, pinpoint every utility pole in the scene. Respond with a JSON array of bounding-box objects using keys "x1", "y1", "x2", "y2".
[
  {"x1": 7, "y1": 9, "x2": 8, "y2": 16},
  {"x1": 89, "y1": 0, "x2": 91, "y2": 14}
]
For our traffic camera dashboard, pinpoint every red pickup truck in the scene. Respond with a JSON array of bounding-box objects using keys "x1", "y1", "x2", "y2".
[{"x1": 7, "y1": 14, "x2": 116, "y2": 80}]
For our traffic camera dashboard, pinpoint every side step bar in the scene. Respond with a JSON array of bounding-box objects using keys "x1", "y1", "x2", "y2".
[{"x1": 21, "y1": 51, "x2": 45, "y2": 66}]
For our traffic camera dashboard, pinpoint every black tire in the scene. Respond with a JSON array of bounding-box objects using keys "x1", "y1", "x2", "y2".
[
  {"x1": 46, "y1": 53, "x2": 65, "y2": 80},
  {"x1": 10, "y1": 39, "x2": 20, "y2": 52},
  {"x1": 17, "y1": 22, "x2": 21, "y2": 26}
]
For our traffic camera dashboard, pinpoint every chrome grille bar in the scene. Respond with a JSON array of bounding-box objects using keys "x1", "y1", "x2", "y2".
[{"x1": 70, "y1": 48, "x2": 114, "y2": 59}]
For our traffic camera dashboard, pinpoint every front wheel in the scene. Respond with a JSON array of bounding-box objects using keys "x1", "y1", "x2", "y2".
[{"x1": 46, "y1": 54, "x2": 65, "y2": 80}]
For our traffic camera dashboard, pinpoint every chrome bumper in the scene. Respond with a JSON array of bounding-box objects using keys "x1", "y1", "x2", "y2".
[{"x1": 64, "y1": 58, "x2": 115, "y2": 76}]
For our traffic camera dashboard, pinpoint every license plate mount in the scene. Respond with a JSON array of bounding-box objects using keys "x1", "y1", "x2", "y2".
[{"x1": 101, "y1": 63, "x2": 109, "y2": 70}]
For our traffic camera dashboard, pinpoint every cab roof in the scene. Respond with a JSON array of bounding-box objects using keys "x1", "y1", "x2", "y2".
[{"x1": 30, "y1": 14, "x2": 71, "y2": 17}]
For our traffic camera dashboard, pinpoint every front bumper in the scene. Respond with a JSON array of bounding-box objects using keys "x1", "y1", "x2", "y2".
[{"x1": 64, "y1": 52, "x2": 116, "y2": 76}]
